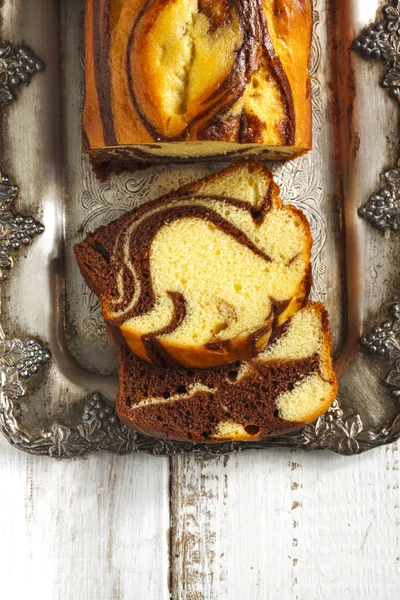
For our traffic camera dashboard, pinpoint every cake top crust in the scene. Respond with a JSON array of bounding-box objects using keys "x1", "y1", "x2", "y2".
[{"x1": 83, "y1": 0, "x2": 313, "y2": 150}]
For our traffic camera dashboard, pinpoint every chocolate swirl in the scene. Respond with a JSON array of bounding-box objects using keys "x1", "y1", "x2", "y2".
[
  {"x1": 126, "y1": 0, "x2": 294, "y2": 143},
  {"x1": 84, "y1": 0, "x2": 314, "y2": 149},
  {"x1": 75, "y1": 162, "x2": 313, "y2": 369},
  {"x1": 115, "y1": 303, "x2": 338, "y2": 443},
  {"x1": 106, "y1": 195, "x2": 273, "y2": 325},
  {"x1": 97, "y1": 187, "x2": 311, "y2": 368},
  {"x1": 91, "y1": 0, "x2": 117, "y2": 146}
]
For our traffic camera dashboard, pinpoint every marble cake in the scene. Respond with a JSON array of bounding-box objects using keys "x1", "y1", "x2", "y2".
[
  {"x1": 83, "y1": 0, "x2": 313, "y2": 171},
  {"x1": 75, "y1": 161, "x2": 337, "y2": 442},
  {"x1": 117, "y1": 302, "x2": 338, "y2": 442},
  {"x1": 74, "y1": 162, "x2": 313, "y2": 369}
]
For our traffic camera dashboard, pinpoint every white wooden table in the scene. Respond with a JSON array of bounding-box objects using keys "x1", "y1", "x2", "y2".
[{"x1": 1, "y1": 434, "x2": 399, "y2": 599}]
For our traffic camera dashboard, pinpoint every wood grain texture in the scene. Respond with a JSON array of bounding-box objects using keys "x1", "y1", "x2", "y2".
[
  {"x1": 0, "y1": 435, "x2": 170, "y2": 600},
  {"x1": 2, "y1": 434, "x2": 400, "y2": 599},
  {"x1": 171, "y1": 448, "x2": 400, "y2": 599}
]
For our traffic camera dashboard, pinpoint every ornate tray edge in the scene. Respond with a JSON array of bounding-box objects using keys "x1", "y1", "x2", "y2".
[
  {"x1": 354, "y1": 1, "x2": 400, "y2": 231},
  {"x1": 1, "y1": 4, "x2": 400, "y2": 457}
]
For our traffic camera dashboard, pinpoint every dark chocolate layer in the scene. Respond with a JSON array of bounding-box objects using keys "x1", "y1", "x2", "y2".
[
  {"x1": 92, "y1": 0, "x2": 117, "y2": 146},
  {"x1": 87, "y1": 145, "x2": 302, "y2": 179},
  {"x1": 117, "y1": 335, "x2": 320, "y2": 442}
]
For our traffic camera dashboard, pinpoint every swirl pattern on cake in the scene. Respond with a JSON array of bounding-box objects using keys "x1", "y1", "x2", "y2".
[
  {"x1": 83, "y1": 0, "x2": 313, "y2": 166},
  {"x1": 115, "y1": 302, "x2": 338, "y2": 442},
  {"x1": 75, "y1": 162, "x2": 312, "y2": 368}
]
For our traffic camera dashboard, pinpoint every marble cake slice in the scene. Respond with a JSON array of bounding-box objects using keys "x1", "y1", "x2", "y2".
[
  {"x1": 116, "y1": 302, "x2": 338, "y2": 442},
  {"x1": 74, "y1": 161, "x2": 312, "y2": 369}
]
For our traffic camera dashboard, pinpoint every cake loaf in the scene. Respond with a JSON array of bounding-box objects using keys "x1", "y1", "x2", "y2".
[
  {"x1": 117, "y1": 303, "x2": 338, "y2": 442},
  {"x1": 84, "y1": 0, "x2": 313, "y2": 171},
  {"x1": 75, "y1": 162, "x2": 312, "y2": 368}
]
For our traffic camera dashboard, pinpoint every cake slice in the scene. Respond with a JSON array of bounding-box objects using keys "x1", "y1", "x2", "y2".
[
  {"x1": 75, "y1": 162, "x2": 312, "y2": 368},
  {"x1": 83, "y1": 0, "x2": 313, "y2": 172},
  {"x1": 117, "y1": 302, "x2": 338, "y2": 442}
]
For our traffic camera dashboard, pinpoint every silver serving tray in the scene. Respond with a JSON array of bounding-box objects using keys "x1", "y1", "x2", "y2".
[{"x1": 1, "y1": 0, "x2": 400, "y2": 457}]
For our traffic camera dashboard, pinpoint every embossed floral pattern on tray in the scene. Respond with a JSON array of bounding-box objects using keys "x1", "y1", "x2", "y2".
[
  {"x1": 0, "y1": 171, "x2": 44, "y2": 279},
  {"x1": 0, "y1": 42, "x2": 44, "y2": 107}
]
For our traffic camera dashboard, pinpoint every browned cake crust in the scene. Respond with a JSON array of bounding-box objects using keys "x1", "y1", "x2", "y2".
[
  {"x1": 116, "y1": 302, "x2": 337, "y2": 442},
  {"x1": 84, "y1": 0, "x2": 313, "y2": 168},
  {"x1": 74, "y1": 162, "x2": 313, "y2": 368}
]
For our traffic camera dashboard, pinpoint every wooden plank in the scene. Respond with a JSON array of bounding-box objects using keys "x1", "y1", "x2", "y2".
[
  {"x1": 2, "y1": 434, "x2": 400, "y2": 600},
  {"x1": 0, "y1": 434, "x2": 171, "y2": 600},
  {"x1": 171, "y1": 446, "x2": 400, "y2": 599}
]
